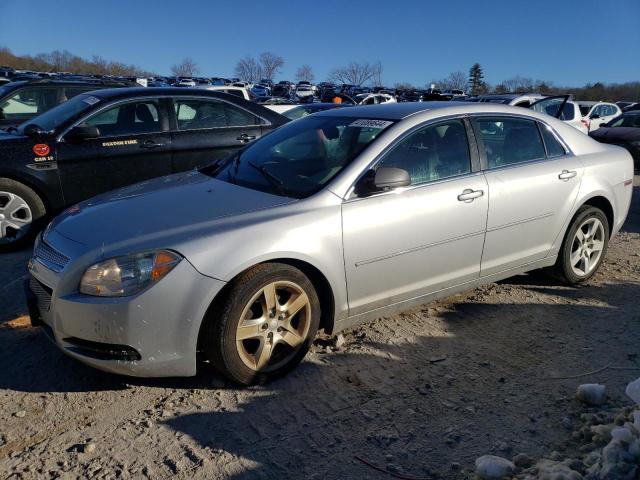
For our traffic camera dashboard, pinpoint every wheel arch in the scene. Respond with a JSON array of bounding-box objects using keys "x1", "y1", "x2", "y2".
[
  {"x1": 0, "y1": 172, "x2": 57, "y2": 215},
  {"x1": 579, "y1": 194, "x2": 614, "y2": 235},
  {"x1": 196, "y1": 257, "x2": 338, "y2": 360}
]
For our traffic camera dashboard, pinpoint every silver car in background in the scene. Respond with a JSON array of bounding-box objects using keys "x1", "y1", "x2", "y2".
[{"x1": 26, "y1": 103, "x2": 634, "y2": 385}]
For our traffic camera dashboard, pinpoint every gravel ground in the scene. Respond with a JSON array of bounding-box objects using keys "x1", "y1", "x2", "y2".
[{"x1": 1, "y1": 178, "x2": 638, "y2": 480}]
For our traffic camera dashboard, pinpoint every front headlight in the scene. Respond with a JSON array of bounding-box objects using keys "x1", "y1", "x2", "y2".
[{"x1": 79, "y1": 250, "x2": 181, "y2": 297}]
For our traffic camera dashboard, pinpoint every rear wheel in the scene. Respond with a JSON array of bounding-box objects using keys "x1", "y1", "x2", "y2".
[
  {"x1": 553, "y1": 205, "x2": 609, "y2": 284},
  {"x1": 0, "y1": 178, "x2": 46, "y2": 252},
  {"x1": 202, "y1": 263, "x2": 320, "y2": 385}
]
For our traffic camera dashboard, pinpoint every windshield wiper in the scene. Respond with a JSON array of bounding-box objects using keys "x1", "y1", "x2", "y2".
[{"x1": 248, "y1": 160, "x2": 288, "y2": 197}]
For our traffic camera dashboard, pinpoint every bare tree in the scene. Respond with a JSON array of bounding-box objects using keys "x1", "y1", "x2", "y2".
[
  {"x1": 502, "y1": 75, "x2": 534, "y2": 93},
  {"x1": 259, "y1": 52, "x2": 284, "y2": 81},
  {"x1": 433, "y1": 71, "x2": 468, "y2": 92},
  {"x1": 329, "y1": 61, "x2": 379, "y2": 86},
  {"x1": 171, "y1": 57, "x2": 199, "y2": 77},
  {"x1": 371, "y1": 61, "x2": 384, "y2": 86},
  {"x1": 295, "y1": 64, "x2": 314, "y2": 83},
  {"x1": 234, "y1": 56, "x2": 262, "y2": 82}
]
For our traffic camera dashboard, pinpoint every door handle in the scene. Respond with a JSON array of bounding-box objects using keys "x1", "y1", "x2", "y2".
[
  {"x1": 457, "y1": 189, "x2": 484, "y2": 202},
  {"x1": 236, "y1": 133, "x2": 257, "y2": 143},
  {"x1": 140, "y1": 140, "x2": 165, "y2": 149},
  {"x1": 558, "y1": 170, "x2": 577, "y2": 181}
]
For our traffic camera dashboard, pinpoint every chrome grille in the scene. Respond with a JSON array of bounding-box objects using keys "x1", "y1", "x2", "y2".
[
  {"x1": 29, "y1": 276, "x2": 52, "y2": 312},
  {"x1": 34, "y1": 240, "x2": 69, "y2": 272}
]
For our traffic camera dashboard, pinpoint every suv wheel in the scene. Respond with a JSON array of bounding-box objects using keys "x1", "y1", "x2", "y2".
[
  {"x1": 202, "y1": 263, "x2": 321, "y2": 385},
  {"x1": 554, "y1": 205, "x2": 609, "y2": 284},
  {"x1": 0, "y1": 178, "x2": 46, "y2": 252}
]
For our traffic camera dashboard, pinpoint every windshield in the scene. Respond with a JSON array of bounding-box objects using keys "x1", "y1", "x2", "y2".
[
  {"x1": 607, "y1": 113, "x2": 640, "y2": 128},
  {"x1": 16, "y1": 93, "x2": 98, "y2": 133},
  {"x1": 207, "y1": 115, "x2": 393, "y2": 198}
]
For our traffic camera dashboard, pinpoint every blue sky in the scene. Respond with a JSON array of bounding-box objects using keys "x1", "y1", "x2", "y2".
[{"x1": 1, "y1": 0, "x2": 639, "y2": 87}]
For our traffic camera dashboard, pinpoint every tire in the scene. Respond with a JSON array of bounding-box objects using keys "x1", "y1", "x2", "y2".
[
  {"x1": 202, "y1": 263, "x2": 321, "y2": 385},
  {"x1": 0, "y1": 178, "x2": 46, "y2": 252},
  {"x1": 553, "y1": 205, "x2": 610, "y2": 284}
]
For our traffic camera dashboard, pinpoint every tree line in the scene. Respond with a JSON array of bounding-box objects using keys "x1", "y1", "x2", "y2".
[{"x1": 2, "y1": 47, "x2": 638, "y2": 102}]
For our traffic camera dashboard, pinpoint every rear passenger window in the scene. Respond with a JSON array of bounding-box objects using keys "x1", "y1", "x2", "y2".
[
  {"x1": 173, "y1": 99, "x2": 263, "y2": 130},
  {"x1": 476, "y1": 117, "x2": 546, "y2": 168},
  {"x1": 539, "y1": 124, "x2": 566, "y2": 158},
  {"x1": 377, "y1": 119, "x2": 471, "y2": 185}
]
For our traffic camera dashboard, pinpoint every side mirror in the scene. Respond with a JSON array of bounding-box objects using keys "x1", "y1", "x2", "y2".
[
  {"x1": 23, "y1": 123, "x2": 45, "y2": 137},
  {"x1": 374, "y1": 166, "x2": 411, "y2": 190},
  {"x1": 590, "y1": 114, "x2": 600, "y2": 119},
  {"x1": 66, "y1": 125, "x2": 100, "y2": 142}
]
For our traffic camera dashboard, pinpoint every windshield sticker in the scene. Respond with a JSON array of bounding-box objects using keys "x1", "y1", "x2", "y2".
[
  {"x1": 102, "y1": 139, "x2": 137, "y2": 147},
  {"x1": 349, "y1": 119, "x2": 394, "y2": 129},
  {"x1": 82, "y1": 96, "x2": 100, "y2": 105}
]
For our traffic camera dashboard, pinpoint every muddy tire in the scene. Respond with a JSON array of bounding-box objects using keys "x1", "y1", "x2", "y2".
[{"x1": 202, "y1": 263, "x2": 321, "y2": 385}]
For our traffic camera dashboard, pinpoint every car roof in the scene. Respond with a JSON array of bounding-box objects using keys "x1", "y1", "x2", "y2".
[{"x1": 313, "y1": 101, "x2": 541, "y2": 120}]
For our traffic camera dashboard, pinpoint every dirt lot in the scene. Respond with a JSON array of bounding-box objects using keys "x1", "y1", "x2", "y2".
[{"x1": 1, "y1": 179, "x2": 639, "y2": 480}]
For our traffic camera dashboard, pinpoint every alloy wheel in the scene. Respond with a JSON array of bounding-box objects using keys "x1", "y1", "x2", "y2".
[
  {"x1": 235, "y1": 280, "x2": 311, "y2": 372},
  {"x1": 570, "y1": 217, "x2": 605, "y2": 277},
  {"x1": 0, "y1": 191, "x2": 32, "y2": 244}
]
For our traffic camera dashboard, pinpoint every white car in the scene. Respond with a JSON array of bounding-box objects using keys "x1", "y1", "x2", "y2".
[
  {"x1": 264, "y1": 104, "x2": 298, "y2": 114},
  {"x1": 529, "y1": 96, "x2": 589, "y2": 134},
  {"x1": 577, "y1": 101, "x2": 622, "y2": 132},
  {"x1": 201, "y1": 85, "x2": 251, "y2": 101},
  {"x1": 294, "y1": 85, "x2": 315, "y2": 101},
  {"x1": 174, "y1": 78, "x2": 197, "y2": 87},
  {"x1": 354, "y1": 93, "x2": 397, "y2": 105}
]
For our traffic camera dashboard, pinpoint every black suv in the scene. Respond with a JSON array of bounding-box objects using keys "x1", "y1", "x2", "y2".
[
  {"x1": 0, "y1": 78, "x2": 133, "y2": 129},
  {"x1": 0, "y1": 87, "x2": 288, "y2": 250}
]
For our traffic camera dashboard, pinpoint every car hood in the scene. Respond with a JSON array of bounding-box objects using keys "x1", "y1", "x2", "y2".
[
  {"x1": 49, "y1": 170, "x2": 295, "y2": 247},
  {"x1": 590, "y1": 127, "x2": 640, "y2": 142}
]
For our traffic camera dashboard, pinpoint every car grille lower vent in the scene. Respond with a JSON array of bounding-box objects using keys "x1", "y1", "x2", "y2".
[
  {"x1": 34, "y1": 240, "x2": 70, "y2": 272},
  {"x1": 29, "y1": 276, "x2": 52, "y2": 312}
]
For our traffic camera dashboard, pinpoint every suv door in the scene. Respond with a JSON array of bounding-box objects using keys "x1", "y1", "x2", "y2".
[
  {"x1": 472, "y1": 116, "x2": 583, "y2": 276},
  {"x1": 56, "y1": 98, "x2": 172, "y2": 205},
  {"x1": 342, "y1": 118, "x2": 488, "y2": 317},
  {"x1": 170, "y1": 97, "x2": 266, "y2": 172}
]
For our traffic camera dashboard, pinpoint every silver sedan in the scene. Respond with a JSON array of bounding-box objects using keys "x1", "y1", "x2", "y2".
[{"x1": 26, "y1": 102, "x2": 634, "y2": 384}]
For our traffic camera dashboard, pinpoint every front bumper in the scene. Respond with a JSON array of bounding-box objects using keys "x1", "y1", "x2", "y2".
[{"x1": 27, "y1": 253, "x2": 226, "y2": 377}]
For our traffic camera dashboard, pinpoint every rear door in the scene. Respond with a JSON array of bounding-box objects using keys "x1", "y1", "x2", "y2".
[
  {"x1": 169, "y1": 97, "x2": 266, "y2": 172},
  {"x1": 473, "y1": 115, "x2": 583, "y2": 276},
  {"x1": 56, "y1": 98, "x2": 172, "y2": 205}
]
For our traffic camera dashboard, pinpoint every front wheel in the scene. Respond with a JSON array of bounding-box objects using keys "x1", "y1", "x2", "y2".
[
  {"x1": 202, "y1": 263, "x2": 321, "y2": 385},
  {"x1": 553, "y1": 205, "x2": 610, "y2": 284}
]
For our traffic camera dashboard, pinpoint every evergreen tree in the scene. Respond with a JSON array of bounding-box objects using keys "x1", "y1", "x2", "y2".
[{"x1": 469, "y1": 63, "x2": 485, "y2": 95}]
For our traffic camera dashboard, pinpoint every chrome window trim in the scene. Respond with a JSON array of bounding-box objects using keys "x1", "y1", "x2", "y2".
[{"x1": 343, "y1": 114, "x2": 477, "y2": 201}]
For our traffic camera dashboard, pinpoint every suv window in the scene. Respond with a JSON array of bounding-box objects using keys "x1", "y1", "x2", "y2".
[
  {"x1": 174, "y1": 98, "x2": 262, "y2": 130},
  {"x1": 377, "y1": 119, "x2": 471, "y2": 185},
  {"x1": 0, "y1": 87, "x2": 59, "y2": 121},
  {"x1": 81, "y1": 100, "x2": 161, "y2": 136},
  {"x1": 476, "y1": 117, "x2": 546, "y2": 168},
  {"x1": 539, "y1": 124, "x2": 566, "y2": 158}
]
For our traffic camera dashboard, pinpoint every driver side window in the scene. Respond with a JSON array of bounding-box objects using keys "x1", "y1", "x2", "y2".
[
  {"x1": 81, "y1": 101, "x2": 161, "y2": 136},
  {"x1": 377, "y1": 119, "x2": 471, "y2": 185}
]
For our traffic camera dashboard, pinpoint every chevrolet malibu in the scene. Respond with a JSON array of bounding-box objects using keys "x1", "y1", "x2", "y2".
[{"x1": 26, "y1": 102, "x2": 634, "y2": 385}]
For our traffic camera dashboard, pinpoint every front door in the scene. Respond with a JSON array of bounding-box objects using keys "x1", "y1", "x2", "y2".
[
  {"x1": 170, "y1": 97, "x2": 265, "y2": 172},
  {"x1": 57, "y1": 99, "x2": 172, "y2": 205},
  {"x1": 342, "y1": 118, "x2": 488, "y2": 316},
  {"x1": 472, "y1": 115, "x2": 583, "y2": 276}
]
